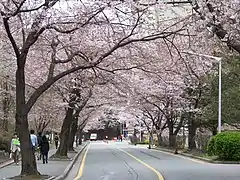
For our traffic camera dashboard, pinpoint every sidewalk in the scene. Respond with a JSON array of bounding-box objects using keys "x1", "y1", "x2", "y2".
[{"x1": 0, "y1": 145, "x2": 84, "y2": 180}]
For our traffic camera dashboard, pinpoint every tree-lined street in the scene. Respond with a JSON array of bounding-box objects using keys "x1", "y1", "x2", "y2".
[
  {"x1": 66, "y1": 141, "x2": 240, "y2": 180},
  {"x1": 0, "y1": 0, "x2": 240, "y2": 179}
]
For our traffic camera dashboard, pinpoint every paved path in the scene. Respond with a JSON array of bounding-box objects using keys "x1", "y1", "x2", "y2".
[
  {"x1": 0, "y1": 148, "x2": 76, "y2": 179},
  {"x1": 66, "y1": 141, "x2": 240, "y2": 180}
]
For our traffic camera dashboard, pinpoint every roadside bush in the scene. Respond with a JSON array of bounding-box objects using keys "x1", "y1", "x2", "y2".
[
  {"x1": 137, "y1": 139, "x2": 149, "y2": 144},
  {"x1": 207, "y1": 136, "x2": 216, "y2": 156},
  {"x1": 129, "y1": 136, "x2": 138, "y2": 145},
  {"x1": 196, "y1": 134, "x2": 212, "y2": 152},
  {"x1": 0, "y1": 130, "x2": 12, "y2": 152},
  {"x1": 209, "y1": 131, "x2": 240, "y2": 161}
]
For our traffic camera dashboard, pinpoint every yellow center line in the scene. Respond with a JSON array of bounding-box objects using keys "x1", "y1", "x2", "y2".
[
  {"x1": 118, "y1": 148, "x2": 165, "y2": 180},
  {"x1": 74, "y1": 144, "x2": 90, "y2": 180}
]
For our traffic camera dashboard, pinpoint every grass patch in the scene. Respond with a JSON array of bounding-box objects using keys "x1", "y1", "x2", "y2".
[
  {"x1": 198, "y1": 154, "x2": 218, "y2": 160},
  {"x1": 182, "y1": 149, "x2": 219, "y2": 160},
  {"x1": 49, "y1": 153, "x2": 70, "y2": 161},
  {"x1": 9, "y1": 174, "x2": 51, "y2": 180}
]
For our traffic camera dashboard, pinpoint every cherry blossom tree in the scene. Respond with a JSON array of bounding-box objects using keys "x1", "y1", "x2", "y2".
[
  {"x1": 28, "y1": 87, "x2": 62, "y2": 133},
  {"x1": 192, "y1": 0, "x2": 240, "y2": 54},
  {"x1": 0, "y1": 0, "x2": 214, "y2": 176}
]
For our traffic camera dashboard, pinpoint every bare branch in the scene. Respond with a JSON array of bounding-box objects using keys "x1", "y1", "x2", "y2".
[
  {"x1": 49, "y1": 7, "x2": 105, "y2": 34},
  {"x1": 95, "y1": 63, "x2": 148, "y2": 74},
  {"x1": 54, "y1": 51, "x2": 89, "y2": 64},
  {"x1": 25, "y1": 62, "x2": 97, "y2": 114},
  {"x1": 48, "y1": 37, "x2": 59, "y2": 80},
  {"x1": 2, "y1": 18, "x2": 20, "y2": 61}
]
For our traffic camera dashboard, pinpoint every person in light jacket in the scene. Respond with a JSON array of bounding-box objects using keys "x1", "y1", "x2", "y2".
[{"x1": 10, "y1": 133, "x2": 20, "y2": 165}]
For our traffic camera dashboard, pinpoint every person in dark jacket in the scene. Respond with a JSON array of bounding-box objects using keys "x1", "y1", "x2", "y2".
[
  {"x1": 54, "y1": 134, "x2": 59, "y2": 149},
  {"x1": 39, "y1": 135, "x2": 50, "y2": 164}
]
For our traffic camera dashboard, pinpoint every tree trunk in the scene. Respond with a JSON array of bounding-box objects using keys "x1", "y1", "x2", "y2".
[
  {"x1": 75, "y1": 130, "x2": 79, "y2": 147},
  {"x1": 16, "y1": 114, "x2": 38, "y2": 175},
  {"x1": 68, "y1": 116, "x2": 78, "y2": 151},
  {"x1": 169, "y1": 134, "x2": 176, "y2": 148},
  {"x1": 212, "y1": 127, "x2": 218, "y2": 135},
  {"x1": 157, "y1": 133, "x2": 163, "y2": 147},
  {"x1": 78, "y1": 131, "x2": 83, "y2": 145},
  {"x1": 15, "y1": 67, "x2": 39, "y2": 175},
  {"x1": 55, "y1": 107, "x2": 74, "y2": 157},
  {"x1": 168, "y1": 124, "x2": 176, "y2": 148},
  {"x1": 188, "y1": 119, "x2": 197, "y2": 150},
  {"x1": 148, "y1": 130, "x2": 153, "y2": 149}
]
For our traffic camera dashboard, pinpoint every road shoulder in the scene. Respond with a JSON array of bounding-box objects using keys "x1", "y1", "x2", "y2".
[
  {"x1": 52, "y1": 142, "x2": 89, "y2": 180},
  {"x1": 152, "y1": 146, "x2": 240, "y2": 164},
  {"x1": 0, "y1": 143, "x2": 89, "y2": 180}
]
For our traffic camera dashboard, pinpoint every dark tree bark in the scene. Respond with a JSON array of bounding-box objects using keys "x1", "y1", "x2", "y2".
[
  {"x1": 68, "y1": 91, "x2": 91, "y2": 150},
  {"x1": 188, "y1": 118, "x2": 197, "y2": 150},
  {"x1": 148, "y1": 131, "x2": 153, "y2": 149},
  {"x1": 212, "y1": 127, "x2": 218, "y2": 135},
  {"x1": 167, "y1": 116, "x2": 183, "y2": 149},
  {"x1": 78, "y1": 131, "x2": 83, "y2": 145},
  {"x1": 15, "y1": 67, "x2": 39, "y2": 175},
  {"x1": 16, "y1": 115, "x2": 38, "y2": 175},
  {"x1": 169, "y1": 134, "x2": 177, "y2": 148},
  {"x1": 77, "y1": 126, "x2": 84, "y2": 146},
  {"x1": 68, "y1": 115, "x2": 78, "y2": 151},
  {"x1": 55, "y1": 107, "x2": 74, "y2": 157},
  {"x1": 157, "y1": 133, "x2": 163, "y2": 146},
  {"x1": 168, "y1": 123, "x2": 176, "y2": 148}
]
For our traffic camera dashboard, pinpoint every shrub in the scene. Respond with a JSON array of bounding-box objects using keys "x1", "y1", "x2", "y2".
[
  {"x1": 0, "y1": 130, "x2": 12, "y2": 152},
  {"x1": 207, "y1": 136, "x2": 216, "y2": 156},
  {"x1": 137, "y1": 139, "x2": 149, "y2": 144},
  {"x1": 129, "y1": 136, "x2": 138, "y2": 145},
  {"x1": 212, "y1": 131, "x2": 240, "y2": 161}
]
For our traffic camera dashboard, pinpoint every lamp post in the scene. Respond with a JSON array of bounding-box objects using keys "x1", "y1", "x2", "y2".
[{"x1": 182, "y1": 51, "x2": 222, "y2": 133}]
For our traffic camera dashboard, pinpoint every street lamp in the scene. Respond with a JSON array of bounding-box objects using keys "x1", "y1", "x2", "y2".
[{"x1": 182, "y1": 51, "x2": 222, "y2": 133}]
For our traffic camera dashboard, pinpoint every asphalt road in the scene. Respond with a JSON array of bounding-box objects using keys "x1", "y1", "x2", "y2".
[{"x1": 67, "y1": 141, "x2": 240, "y2": 180}]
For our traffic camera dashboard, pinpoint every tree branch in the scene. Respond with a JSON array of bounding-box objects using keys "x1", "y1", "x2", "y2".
[
  {"x1": 25, "y1": 63, "x2": 97, "y2": 114},
  {"x1": 54, "y1": 51, "x2": 89, "y2": 64},
  {"x1": 2, "y1": 18, "x2": 20, "y2": 61}
]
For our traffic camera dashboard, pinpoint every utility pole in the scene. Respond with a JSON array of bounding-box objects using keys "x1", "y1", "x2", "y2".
[{"x1": 183, "y1": 51, "x2": 222, "y2": 133}]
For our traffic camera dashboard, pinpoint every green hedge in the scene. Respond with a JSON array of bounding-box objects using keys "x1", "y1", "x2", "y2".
[
  {"x1": 137, "y1": 139, "x2": 149, "y2": 145},
  {"x1": 207, "y1": 136, "x2": 216, "y2": 156},
  {"x1": 207, "y1": 131, "x2": 240, "y2": 161}
]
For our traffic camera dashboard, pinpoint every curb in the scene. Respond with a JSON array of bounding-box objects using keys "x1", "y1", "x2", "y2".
[
  {"x1": 180, "y1": 152, "x2": 240, "y2": 164},
  {"x1": 49, "y1": 143, "x2": 89, "y2": 180},
  {"x1": 0, "y1": 160, "x2": 14, "y2": 169},
  {"x1": 0, "y1": 148, "x2": 56, "y2": 169},
  {"x1": 153, "y1": 147, "x2": 240, "y2": 164}
]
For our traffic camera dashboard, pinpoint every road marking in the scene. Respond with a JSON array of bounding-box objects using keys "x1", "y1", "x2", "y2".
[
  {"x1": 74, "y1": 144, "x2": 90, "y2": 180},
  {"x1": 118, "y1": 148, "x2": 164, "y2": 180},
  {"x1": 151, "y1": 148, "x2": 206, "y2": 164}
]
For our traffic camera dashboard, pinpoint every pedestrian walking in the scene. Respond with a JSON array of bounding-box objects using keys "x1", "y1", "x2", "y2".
[
  {"x1": 120, "y1": 135, "x2": 123, "y2": 142},
  {"x1": 37, "y1": 132, "x2": 42, "y2": 160},
  {"x1": 39, "y1": 135, "x2": 50, "y2": 164},
  {"x1": 54, "y1": 134, "x2": 59, "y2": 149},
  {"x1": 10, "y1": 133, "x2": 20, "y2": 165},
  {"x1": 30, "y1": 129, "x2": 38, "y2": 154}
]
